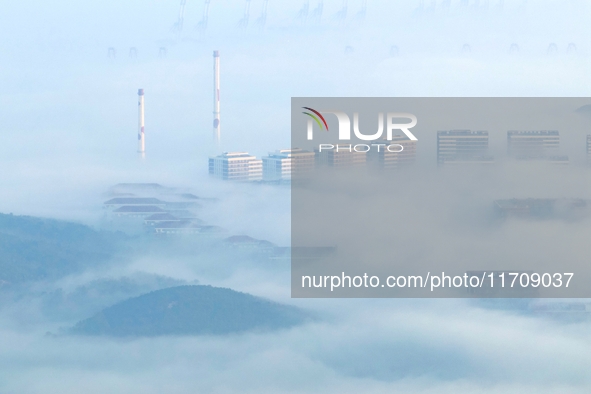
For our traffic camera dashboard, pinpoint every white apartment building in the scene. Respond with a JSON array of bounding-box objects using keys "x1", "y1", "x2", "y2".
[{"x1": 208, "y1": 152, "x2": 263, "y2": 181}]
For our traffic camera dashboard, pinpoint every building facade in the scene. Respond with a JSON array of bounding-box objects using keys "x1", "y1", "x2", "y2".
[
  {"x1": 367, "y1": 136, "x2": 417, "y2": 169},
  {"x1": 316, "y1": 145, "x2": 366, "y2": 168},
  {"x1": 507, "y1": 130, "x2": 560, "y2": 158},
  {"x1": 437, "y1": 130, "x2": 491, "y2": 166},
  {"x1": 262, "y1": 148, "x2": 315, "y2": 180},
  {"x1": 208, "y1": 152, "x2": 263, "y2": 181}
]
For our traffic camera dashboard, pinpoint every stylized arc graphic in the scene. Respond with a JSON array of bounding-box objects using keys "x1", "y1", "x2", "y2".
[
  {"x1": 302, "y1": 112, "x2": 323, "y2": 130},
  {"x1": 303, "y1": 107, "x2": 329, "y2": 130}
]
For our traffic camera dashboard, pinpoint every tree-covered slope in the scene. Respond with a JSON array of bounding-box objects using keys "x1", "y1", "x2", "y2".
[
  {"x1": 71, "y1": 285, "x2": 308, "y2": 337},
  {"x1": 0, "y1": 213, "x2": 123, "y2": 283}
]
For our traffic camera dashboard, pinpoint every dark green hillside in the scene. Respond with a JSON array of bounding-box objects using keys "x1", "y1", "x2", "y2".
[
  {"x1": 71, "y1": 285, "x2": 308, "y2": 337},
  {"x1": 0, "y1": 213, "x2": 123, "y2": 283},
  {"x1": 41, "y1": 274, "x2": 191, "y2": 321}
]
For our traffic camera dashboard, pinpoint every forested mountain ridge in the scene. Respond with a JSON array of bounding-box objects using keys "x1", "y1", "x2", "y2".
[
  {"x1": 72, "y1": 285, "x2": 309, "y2": 337},
  {"x1": 0, "y1": 213, "x2": 124, "y2": 283}
]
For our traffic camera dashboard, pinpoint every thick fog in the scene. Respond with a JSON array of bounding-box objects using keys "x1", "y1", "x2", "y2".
[{"x1": 0, "y1": 0, "x2": 590, "y2": 393}]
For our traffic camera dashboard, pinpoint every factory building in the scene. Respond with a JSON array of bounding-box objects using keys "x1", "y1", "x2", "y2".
[
  {"x1": 102, "y1": 183, "x2": 208, "y2": 235},
  {"x1": 437, "y1": 130, "x2": 492, "y2": 166},
  {"x1": 367, "y1": 136, "x2": 416, "y2": 169},
  {"x1": 208, "y1": 152, "x2": 263, "y2": 181},
  {"x1": 262, "y1": 148, "x2": 315, "y2": 180}
]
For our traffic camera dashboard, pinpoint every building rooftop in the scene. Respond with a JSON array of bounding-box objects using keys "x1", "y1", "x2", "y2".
[
  {"x1": 113, "y1": 205, "x2": 167, "y2": 213},
  {"x1": 218, "y1": 152, "x2": 254, "y2": 158},
  {"x1": 508, "y1": 130, "x2": 559, "y2": 136},
  {"x1": 109, "y1": 183, "x2": 167, "y2": 192},
  {"x1": 154, "y1": 220, "x2": 201, "y2": 229},
  {"x1": 104, "y1": 197, "x2": 166, "y2": 205},
  {"x1": 199, "y1": 225, "x2": 224, "y2": 233},
  {"x1": 224, "y1": 235, "x2": 275, "y2": 247},
  {"x1": 144, "y1": 213, "x2": 180, "y2": 221},
  {"x1": 266, "y1": 148, "x2": 315, "y2": 158},
  {"x1": 164, "y1": 201, "x2": 200, "y2": 209},
  {"x1": 177, "y1": 193, "x2": 200, "y2": 200},
  {"x1": 438, "y1": 130, "x2": 488, "y2": 136},
  {"x1": 166, "y1": 210, "x2": 195, "y2": 218},
  {"x1": 225, "y1": 235, "x2": 257, "y2": 243},
  {"x1": 153, "y1": 222, "x2": 222, "y2": 233},
  {"x1": 514, "y1": 155, "x2": 569, "y2": 161}
]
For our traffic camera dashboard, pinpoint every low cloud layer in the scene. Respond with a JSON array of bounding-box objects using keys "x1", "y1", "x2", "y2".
[
  {"x1": 0, "y1": 0, "x2": 590, "y2": 392},
  {"x1": 1, "y1": 298, "x2": 591, "y2": 393}
]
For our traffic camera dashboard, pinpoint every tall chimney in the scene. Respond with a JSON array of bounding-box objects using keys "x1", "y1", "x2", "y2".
[
  {"x1": 138, "y1": 89, "x2": 145, "y2": 158},
  {"x1": 213, "y1": 50, "x2": 220, "y2": 149}
]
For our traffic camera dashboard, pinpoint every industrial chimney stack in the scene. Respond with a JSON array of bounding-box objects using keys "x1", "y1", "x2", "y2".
[
  {"x1": 213, "y1": 50, "x2": 220, "y2": 149},
  {"x1": 138, "y1": 89, "x2": 145, "y2": 158}
]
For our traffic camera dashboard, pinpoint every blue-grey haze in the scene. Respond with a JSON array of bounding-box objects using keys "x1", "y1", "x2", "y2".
[{"x1": 0, "y1": 0, "x2": 590, "y2": 393}]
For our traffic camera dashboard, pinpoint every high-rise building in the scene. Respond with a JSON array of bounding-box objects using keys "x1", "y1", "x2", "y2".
[
  {"x1": 262, "y1": 148, "x2": 315, "y2": 180},
  {"x1": 437, "y1": 130, "x2": 492, "y2": 166},
  {"x1": 208, "y1": 152, "x2": 262, "y2": 181},
  {"x1": 367, "y1": 136, "x2": 416, "y2": 169},
  {"x1": 316, "y1": 145, "x2": 366, "y2": 168},
  {"x1": 587, "y1": 135, "x2": 591, "y2": 165},
  {"x1": 507, "y1": 130, "x2": 560, "y2": 158}
]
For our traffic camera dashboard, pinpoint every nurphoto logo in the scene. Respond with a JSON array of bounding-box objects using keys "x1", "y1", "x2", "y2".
[{"x1": 302, "y1": 107, "x2": 418, "y2": 152}]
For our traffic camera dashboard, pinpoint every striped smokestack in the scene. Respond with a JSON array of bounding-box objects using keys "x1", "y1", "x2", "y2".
[
  {"x1": 213, "y1": 50, "x2": 220, "y2": 150},
  {"x1": 138, "y1": 88, "x2": 145, "y2": 158}
]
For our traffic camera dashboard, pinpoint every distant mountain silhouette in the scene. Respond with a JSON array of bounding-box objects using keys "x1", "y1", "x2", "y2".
[
  {"x1": 71, "y1": 285, "x2": 308, "y2": 337},
  {"x1": 0, "y1": 213, "x2": 123, "y2": 284}
]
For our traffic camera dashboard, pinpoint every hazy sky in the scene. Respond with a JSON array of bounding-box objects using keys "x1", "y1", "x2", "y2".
[
  {"x1": 0, "y1": 0, "x2": 589, "y2": 221},
  {"x1": 1, "y1": 1, "x2": 591, "y2": 393}
]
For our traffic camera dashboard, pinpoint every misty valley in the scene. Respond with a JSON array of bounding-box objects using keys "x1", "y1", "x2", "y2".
[{"x1": 0, "y1": 212, "x2": 304, "y2": 337}]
